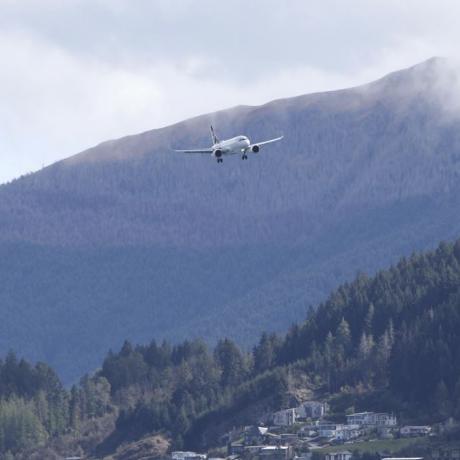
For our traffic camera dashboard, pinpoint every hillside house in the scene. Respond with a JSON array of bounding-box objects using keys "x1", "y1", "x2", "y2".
[
  {"x1": 377, "y1": 426, "x2": 394, "y2": 439},
  {"x1": 296, "y1": 401, "x2": 329, "y2": 419},
  {"x1": 294, "y1": 454, "x2": 312, "y2": 460},
  {"x1": 432, "y1": 449, "x2": 460, "y2": 460},
  {"x1": 346, "y1": 412, "x2": 397, "y2": 427},
  {"x1": 400, "y1": 426, "x2": 431, "y2": 437},
  {"x1": 315, "y1": 423, "x2": 361, "y2": 441},
  {"x1": 259, "y1": 445, "x2": 294, "y2": 460},
  {"x1": 325, "y1": 451, "x2": 352, "y2": 460},
  {"x1": 172, "y1": 452, "x2": 206, "y2": 460},
  {"x1": 316, "y1": 423, "x2": 339, "y2": 438},
  {"x1": 273, "y1": 409, "x2": 297, "y2": 426},
  {"x1": 228, "y1": 444, "x2": 245, "y2": 456},
  {"x1": 244, "y1": 426, "x2": 269, "y2": 445}
]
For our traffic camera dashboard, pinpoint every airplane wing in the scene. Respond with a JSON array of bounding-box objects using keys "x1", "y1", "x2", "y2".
[
  {"x1": 173, "y1": 148, "x2": 213, "y2": 154},
  {"x1": 248, "y1": 135, "x2": 283, "y2": 149}
]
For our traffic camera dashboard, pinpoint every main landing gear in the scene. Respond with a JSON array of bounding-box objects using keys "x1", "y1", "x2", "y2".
[
  {"x1": 217, "y1": 158, "x2": 223, "y2": 163},
  {"x1": 241, "y1": 154, "x2": 248, "y2": 160}
]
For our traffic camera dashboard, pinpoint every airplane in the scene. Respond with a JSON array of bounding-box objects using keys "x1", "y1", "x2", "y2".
[{"x1": 174, "y1": 126, "x2": 283, "y2": 163}]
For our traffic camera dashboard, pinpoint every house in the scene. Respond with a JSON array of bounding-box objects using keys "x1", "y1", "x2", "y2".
[
  {"x1": 259, "y1": 445, "x2": 294, "y2": 460},
  {"x1": 316, "y1": 422, "x2": 340, "y2": 438},
  {"x1": 337, "y1": 425, "x2": 361, "y2": 441},
  {"x1": 325, "y1": 451, "x2": 352, "y2": 460},
  {"x1": 377, "y1": 426, "x2": 394, "y2": 439},
  {"x1": 400, "y1": 426, "x2": 431, "y2": 437},
  {"x1": 273, "y1": 409, "x2": 298, "y2": 426},
  {"x1": 431, "y1": 449, "x2": 460, "y2": 460},
  {"x1": 172, "y1": 452, "x2": 206, "y2": 460},
  {"x1": 294, "y1": 454, "x2": 312, "y2": 460},
  {"x1": 244, "y1": 426, "x2": 269, "y2": 445},
  {"x1": 373, "y1": 413, "x2": 397, "y2": 426},
  {"x1": 228, "y1": 444, "x2": 245, "y2": 456},
  {"x1": 346, "y1": 412, "x2": 397, "y2": 427},
  {"x1": 296, "y1": 401, "x2": 329, "y2": 419},
  {"x1": 279, "y1": 433, "x2": 300, "y2": 444},
  {"x1": 346, "y1": 412, "x2": 374, "y2": 426},
  {"x1": 382, "y1": 458, "x2": 423, "y2": 460},
  {"x1": 315, "y1": 423, "x2": 360, "y2": 441}
]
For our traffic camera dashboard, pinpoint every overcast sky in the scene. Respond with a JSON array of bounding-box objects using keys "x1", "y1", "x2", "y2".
[{"x1": 1, "y1": 0, "x2": 460, "y2": 183}]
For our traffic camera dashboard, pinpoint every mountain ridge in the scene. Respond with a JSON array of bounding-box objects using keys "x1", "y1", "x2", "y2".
[{"x1": 2, "y1": 57, "x2": 460, "y2": 382}]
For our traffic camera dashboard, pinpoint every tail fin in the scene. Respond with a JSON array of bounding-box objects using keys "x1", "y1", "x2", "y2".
[{"x1": 210, "y1": 125, "x2": 219, "y2": 145}]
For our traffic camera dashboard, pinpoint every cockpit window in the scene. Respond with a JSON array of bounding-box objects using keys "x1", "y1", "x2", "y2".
[{"x1": 239, "y1": 137, "x2": 246, "y2": 141}]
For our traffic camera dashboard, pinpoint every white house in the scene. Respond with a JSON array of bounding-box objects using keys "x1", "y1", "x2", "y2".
[
  {"x1": 346, "y1": 412, "x2": 374, "y2": 425},
  {"x1": 325, "y1": 451, "x2": 352, "y2": 460},
  {"x1": 172, "y1": 452, "x2": 206, "y2": 460},
  {"x1": 346, "y1": 412, "x2": 397, "y2": 427},
  {"x1": 400, "y1": 426, "x2": 431, "y2": 437},
  {"x1": 316, "y1": 423, "x2": 361, "y2": 441},
  {"x1": 317, "y1": 423, "x2": 340, "y2": 438},
  {"x1": 373, "y1": 413, "x2": 398, "y2": 426},
  {"x1": 337, "y1": 425, "x2": 361, "y2": 441},
  {"x1": 273, "y1": 408, "x2": 297, "y2": 426}
]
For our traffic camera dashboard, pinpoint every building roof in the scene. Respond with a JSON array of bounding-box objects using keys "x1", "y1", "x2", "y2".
[
  {"x1": 401, "y1": 425, "x2": 430, "y2": 429},
  {"x1": 382, "y1": 458, "x2": 423, "y2": 460}
]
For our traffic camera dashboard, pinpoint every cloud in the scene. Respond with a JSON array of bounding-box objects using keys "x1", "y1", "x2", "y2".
[{"x1": 1, "y1": 0, "x2": 460, "y2": 183}]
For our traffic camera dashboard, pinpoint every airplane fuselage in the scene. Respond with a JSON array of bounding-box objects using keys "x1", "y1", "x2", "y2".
[{"x1": 212, "y1": 136, "x2": 250, "y2": 157}]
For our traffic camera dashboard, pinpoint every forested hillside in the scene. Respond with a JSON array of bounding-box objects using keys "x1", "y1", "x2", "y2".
[
  {"x1": 2, "y1": 57, "x2": 460, "y2": 381},
  {"x1": 2, "y1": 238, "x2": 460, "y2": 459}
]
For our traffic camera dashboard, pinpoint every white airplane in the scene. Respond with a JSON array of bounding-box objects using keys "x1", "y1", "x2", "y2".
[{"x1": 174, "y1": 126, "x2": 283, "y2": 163}]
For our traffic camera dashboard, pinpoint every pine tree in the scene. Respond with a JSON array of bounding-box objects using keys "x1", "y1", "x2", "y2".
[{"x1": 434, "y1": 380, "x2": 450, "y2": 417}]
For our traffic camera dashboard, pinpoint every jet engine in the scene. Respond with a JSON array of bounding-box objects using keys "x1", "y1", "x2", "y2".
[
  {"x1": 251, "y1": 145, "x2": 260, "y2": 153},
  {"x1": 213, "y1": 149, "x2": 223, "y2": 158}
]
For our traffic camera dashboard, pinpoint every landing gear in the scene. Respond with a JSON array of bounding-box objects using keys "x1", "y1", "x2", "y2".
[
  {"x1": 242, "y1": 154, "x2": 248, "y2": 160},
  {"x1": 217, "y1": 158, "x2": 223, "y2": 163}
]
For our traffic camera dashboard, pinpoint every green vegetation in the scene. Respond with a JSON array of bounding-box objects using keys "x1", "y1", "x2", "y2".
[
  {"x1": 3, "y1": 58, "x2": 460, "y2": 387},
  {"x1": 318, "y1": 437, "x2": 426, "y2": 454},
  {"x1": 2, "y1": 238, "x2": 460, "y2": 457}
]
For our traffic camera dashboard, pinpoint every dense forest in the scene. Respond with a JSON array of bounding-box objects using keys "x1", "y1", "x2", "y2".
[
  {"x1": 4, "y1": 58, "x2": 460, "y2": 385},
  {"x1": 2, "y1": 238, "x2": 460, "y2": 458}
]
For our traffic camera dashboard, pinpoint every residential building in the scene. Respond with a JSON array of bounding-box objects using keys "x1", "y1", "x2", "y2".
[
  {"x1": 346, "y1": 412, "x2": 397, "y2": 427},
  {"x1": 373, "y1": 412, "x2": 397, "y2": 426},
  {"x1": 315, "y1": 423, "x2": 360, "y2": 441},
  {"x1": 316, "y1": 423, "x2": 340, "y2": 438},
  {"x1": 273, "y1": 409, "x2": 297, "y2": 426},
  {"x1": 296, "y1": 401, "x2": 329, "y2": 419},
  {"x1": 400, "y1": 426, "x2": 431, "y2": 437},
  {"x1": 279, "y1": 433, "x2": 299, "y2": 445},
  {"x1": 382, "y1": 458, "x2": 423, "y2": 460},
  {"x1": 259, "y1": 445, "x2": 294, "y2": 460},
  {"x1": 294, "y1": 454, "x2": 312, "y2": 460},
  {"x1": 228, "y1": 444, "x2": 245, "y2": 456},
  {"x1": 244, "y1": 426, "x2": 269, "y2": 445},
  {"x1": 346, "y1": 412, "x2": 374, "y2": 426},
  {"x1": 325, "y1": 451, "x2": 352, "y2": 460},
  {"x1": 337, "y1": 425, "x2": 361, "y2": 441},
  {"x1": 172, "y1": 452, "x2": 206, "y2": 460},
  {"x1": 431, "y1": 449, "x2": 460, "y2": 460}
]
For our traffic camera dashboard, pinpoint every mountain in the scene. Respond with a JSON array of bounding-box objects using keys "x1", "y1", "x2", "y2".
[
  {"x1": 2, "y1": 57, "x2": 460, "y2": 382},
  {"x1": 3, "y1": 237, "x2": 460, "y2": 459}
]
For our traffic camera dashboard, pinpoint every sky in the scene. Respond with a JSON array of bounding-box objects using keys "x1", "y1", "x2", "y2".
[{"x1": 1, "y1": 0, "x2": 460, "y2": 184}]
